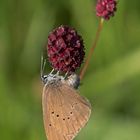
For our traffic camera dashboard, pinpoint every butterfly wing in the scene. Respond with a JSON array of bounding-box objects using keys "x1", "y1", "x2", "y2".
[{"x1": 42, "y1": 82, "x2": 91, "y2": 140}]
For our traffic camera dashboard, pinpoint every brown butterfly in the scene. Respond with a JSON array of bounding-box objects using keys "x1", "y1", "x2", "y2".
[{"x1": 41, "y1": 56, "x2": 91, "y2": 140}]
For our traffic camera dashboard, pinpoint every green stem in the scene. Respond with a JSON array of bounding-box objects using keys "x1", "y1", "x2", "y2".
[{"x1": 80, "y1": 18, "x2": 104, "y2": 80}]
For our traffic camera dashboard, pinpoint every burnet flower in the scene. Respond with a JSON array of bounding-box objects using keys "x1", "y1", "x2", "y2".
[
  {"x1": 96, "y1": 0, "x2": 117, "y2": 20},
  {"x1": 47, "y1": 25, "x2": 85, "y2": 73}
]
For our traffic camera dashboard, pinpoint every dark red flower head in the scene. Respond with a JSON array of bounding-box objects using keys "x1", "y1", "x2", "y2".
[
  {"x1": 47, "y1": 25, "x2": 85, "y2": 73},
  {"x1": 96, "y1": 0, "x2": 117, "y2": 20}
]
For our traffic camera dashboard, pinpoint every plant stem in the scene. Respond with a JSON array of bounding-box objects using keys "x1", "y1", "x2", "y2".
[{"x1": 80, "y1": 18, "x2": 104, "y2": 80}]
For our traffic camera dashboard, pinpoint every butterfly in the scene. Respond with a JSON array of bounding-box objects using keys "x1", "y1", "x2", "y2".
[{"x1": 41, "y1": 56, "x2": 91, "y2": 140}]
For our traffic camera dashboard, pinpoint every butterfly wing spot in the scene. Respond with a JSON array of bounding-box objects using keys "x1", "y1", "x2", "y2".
[
  {"x1": 71, "y1": 102, "x2": 78, "y2": 108},
  {"x1": 49, "y1": 124, "x2": 52, "y2": 126},
  {"x1": 77, "y1": 128, "x2": 80, "y2": 132},
  {"x1": 56, "y1": 114, "x2": 59, "y2": 117},
  {"x1": 67, "y1": 117, "x2": 70, "y2": 120},
  {"x1": 51, "y1": 111, "x2": 54, "y2": 114},
  {"x1": 63, "y1": 118, "x2": 65, "y2": 120},
  {"x1": 70, "y1": 112, "x2": 73, "y2": 115}
]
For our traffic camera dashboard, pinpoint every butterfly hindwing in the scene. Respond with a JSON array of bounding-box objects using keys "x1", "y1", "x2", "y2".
[{"x1": 42, "y1": 82, "x2": 91, "y2": 140}]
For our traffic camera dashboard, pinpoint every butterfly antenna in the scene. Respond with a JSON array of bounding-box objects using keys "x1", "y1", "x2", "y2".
[
  {"x1": 41, "y1": 54, "x2": 47, "y2": 80},
  {"x1": 50, "y1": 69, "x2": 54, "y2": 74},
  {"x1": 64, "y1": 71, "x2": 69, "y2": 79},
  {"x1": 56, "y1": 71, "x2": 60, "y2": 76}
]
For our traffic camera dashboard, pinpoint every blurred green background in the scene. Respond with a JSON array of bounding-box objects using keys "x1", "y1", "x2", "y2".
[{"x1": 0, "y1": 0, "x2": 140, "y2": 140}]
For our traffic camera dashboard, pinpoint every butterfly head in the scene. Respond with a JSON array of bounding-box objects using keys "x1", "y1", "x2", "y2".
[
  {"x1": 41, "y1": 52, "x2": 80, "y2": 88},
  {"x1": 41, "y1": 73, "x2": 64, "y2": 86}
]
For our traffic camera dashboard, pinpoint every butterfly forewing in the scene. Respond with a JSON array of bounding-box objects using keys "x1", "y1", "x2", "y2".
[{"x1": 42, "y1": 82, "x2": 91, "y2": 140}]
